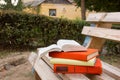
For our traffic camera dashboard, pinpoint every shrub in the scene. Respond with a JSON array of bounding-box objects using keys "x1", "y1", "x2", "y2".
[
  {"x1": 105, "y1": 41, "x2": 120, "y2": 55},
  {"x1": 0, "y1": 11, "x2": 88, "y2": 48}
]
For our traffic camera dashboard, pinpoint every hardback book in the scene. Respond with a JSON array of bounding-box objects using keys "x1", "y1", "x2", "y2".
[
  {"x1": 49, "y1": 48, "x2": 99, "y2": 61},
  {"x1": 37, "y1": 39, "x2": 87, "y2": 57},
  {"x1": 50, "y1": 57, "x2": 96, "y2": 66},
  {"x1": 54, "y1": 58, "x2": 102, "y2": 74}
]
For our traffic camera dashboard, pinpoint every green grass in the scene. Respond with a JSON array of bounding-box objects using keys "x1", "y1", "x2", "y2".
[
  {"x1": 112, "y1": 24, "x2": 120, "y2": 29},
  {"x1": 0, "y1": 50, "x2": 12, "y2": 58},
  {"x1": 0, "y1": 47, "x2": 36, "y2": 58}
]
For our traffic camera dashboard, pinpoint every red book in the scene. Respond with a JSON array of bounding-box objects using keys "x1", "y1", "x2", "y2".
[
  {"x1": 49, "y1": 48, "x2": 99, "y2": 61},
  {"x1": 54, "y1": 58, "x2": 102, "y2": 74}
]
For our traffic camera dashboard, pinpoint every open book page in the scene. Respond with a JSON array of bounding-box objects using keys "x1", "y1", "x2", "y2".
[
  {"x1": 57, "y1": 39, "x2": 87, "y2": 52},
  {"x1": 37, "y1": 44, "x2": 62, "y2": 58}
]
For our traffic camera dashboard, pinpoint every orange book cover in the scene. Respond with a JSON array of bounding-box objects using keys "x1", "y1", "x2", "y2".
[
  {"x1": 49, "y1": 48, "x2": 99, "y2": 61},
  {"x1": 54, "y1": 58, "x2": 102, "y2": 74}
]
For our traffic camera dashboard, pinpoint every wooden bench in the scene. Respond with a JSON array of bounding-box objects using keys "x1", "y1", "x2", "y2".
[{"x1": 29, "y1": 12, "x2": 120, "y2": 80}]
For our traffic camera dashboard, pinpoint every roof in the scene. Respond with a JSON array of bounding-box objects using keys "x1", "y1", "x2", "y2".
[
  {"x1": 23, "y1": 0, "x2": 45, "y2": 7},
  {"x1": 67, "y1": 0, "x2": 74, "y2": 3},
  {"x1": 31, "y1": 0, "x2": 45, "y2": 6},
  {"x1": 43, "y1": 0, "x2": 72, "y2": 4},
  {"x1": 22, "y1": 0, "x2": 74, "y2": 7}
]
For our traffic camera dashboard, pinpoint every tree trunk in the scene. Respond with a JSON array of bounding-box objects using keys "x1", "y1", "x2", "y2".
[{"x1": 81, "y1": 0, "x2": 86, "y2": 20}]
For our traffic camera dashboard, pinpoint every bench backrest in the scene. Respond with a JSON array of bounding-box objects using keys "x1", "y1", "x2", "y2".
[
  {"x1": 82, "y1": 12, "x2": 120, "y2": 51},
  {"x1": 29, "y1": 12, "x2": 120, "y2": 80}
]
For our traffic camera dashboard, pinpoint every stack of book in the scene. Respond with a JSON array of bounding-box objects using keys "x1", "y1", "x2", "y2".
[{"x1": 47, "y1": 39, "x2": 102, "y2": 74}]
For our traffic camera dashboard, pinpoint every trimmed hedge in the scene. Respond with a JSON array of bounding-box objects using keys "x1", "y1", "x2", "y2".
[
  {"x1": 0, "y1": 11, "x2": 119, "y2": 54},
  {"x1": 0, "y1": 11, "x2": 88, "y2": 48}
]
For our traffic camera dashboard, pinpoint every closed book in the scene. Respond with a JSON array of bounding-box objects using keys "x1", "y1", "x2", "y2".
[
  {"x1": 49, "y1": 48, "x2": 99, "y2": 61},
  {"x1": 50, "y1": 57, "x2": 96, "y2": 66},
  {"x1": 54, "y1": 58, "x2": 102, "y2": 74}
]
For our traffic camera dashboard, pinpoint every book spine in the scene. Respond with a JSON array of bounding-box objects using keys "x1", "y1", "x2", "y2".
[
  {"x1": 54, "y1": 65, "x2": 75, "y2": 73},
  {"x1": 54, "y1": 59, "x2": 102, "y2": 74},
  {"x1": 54, "y1": 65, "x2": 102, "y2": 74}
]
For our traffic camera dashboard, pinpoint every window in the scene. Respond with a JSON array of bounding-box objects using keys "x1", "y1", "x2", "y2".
[{"x1": 49, "y1": 9, "x2": 56, "y2": 16}]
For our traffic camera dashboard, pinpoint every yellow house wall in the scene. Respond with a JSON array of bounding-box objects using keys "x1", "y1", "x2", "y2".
[
  {"x1": 40, "y1": 3, "x2": 81, "y2": 19},
  {"x1": 23, "y1": 3, "x2": 93, "y2": 20},
  {"x1": 23, "y1": 7, "x2": 37, "y2": 14}
]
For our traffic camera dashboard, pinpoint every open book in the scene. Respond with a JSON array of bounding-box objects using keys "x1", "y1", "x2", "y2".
[{"x1": 37, "y1": 39, "x2": 87, "y2": 57}]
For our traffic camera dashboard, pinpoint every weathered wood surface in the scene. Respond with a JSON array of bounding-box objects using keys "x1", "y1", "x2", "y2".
[
  {"x1": 86, "y1": 73, "x2": 115, "y2": 80},
  {"x1": 28, "y1": 53, "x2": 61, "y2": 80},
  {"x1": 102, "y1": 61, "x2": 120, "y2": 80},
  {"x1": 42, "y1": 56, "x2": 90, "y2": 80},
  {"x1": 34, "y1": 71, "x2": 41, "y2": 80},
  {"x1": 82, "y1": 26, "x2": 120, "y2": 42},
  {"x1": 86, "y1": 12, "x2": 120, "y2": 23},
  {"x1": 28, "y1": 12, "x2": 120, "y2": 80},
  {"x1": 83, "y1": 23, "x2": 112, "y2": 51},
  {"x1": 43, "y1": 56, "x2": 117, "y2": 80},
  {"x1": 29, "y1": 53, "x2": 120, "y2": 80},
  {"x1": 102, "y1": 12, "x2": 120, "y2": 23},
  {"x1": 28, "y1": 53, "x2": 90, "y2": 80},
  {"x1": 86, "y1": 13, "x2": 106, "y2": 22}
]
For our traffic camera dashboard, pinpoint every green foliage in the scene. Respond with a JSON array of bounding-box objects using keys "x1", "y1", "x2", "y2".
[
  {"x1": 74, "y1": 0, "x2": 120, "y2": 12},
  {"x1": 0, "y1": 11, "x2": 88, "y2": 48},
  {"x1": 105, "y1": 41, "x2": 120, "y2": 55},
  {"x1": 0, "y1": 0, "x2": 23, "y2": 11}
]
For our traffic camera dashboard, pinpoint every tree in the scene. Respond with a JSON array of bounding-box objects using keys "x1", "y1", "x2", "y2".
[
  {"x1": 0, "y1": 0, "x2": 23, "y2": 11},
  {"x1": 74, "y1": 0, "x2": 120, "y2": 12},
  {"x1": 81, "y1": 0, "x2": 86, "y2": 20},
  {"x1": 74, "y1": 0, "x2": 86, "y2": 20},
  {"x1": 74, "y1": 0, "x2": 120, "y2": 19}
]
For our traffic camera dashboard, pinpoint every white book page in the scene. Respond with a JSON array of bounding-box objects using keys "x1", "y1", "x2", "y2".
[
  {"x1": 37, "y1": 44, "x2": 61, "y2": 58},
  {"x1": 57, "y1": 39, "x2": 86, "y2": 52},
  {"x1": 57, "y1": 39, "x2": 80, "y2": 48}
]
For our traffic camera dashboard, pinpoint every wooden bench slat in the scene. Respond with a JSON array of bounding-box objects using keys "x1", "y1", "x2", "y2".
[
  {"x1": 29, "y1": 53, "x2": 61, "y2": 80},
  {"x1": 94, "y1": 73, "x2": 115, "y2": 80},
  {"x1": 35, "y1": 59, "x2": 61, "y2": 80},
  {"x1": 66, "y1": 74, "x2": 90, "y2": 80},
  {"x1": 42, "y1": 56, "x2": 90, "y2": 80},
  {"x1": 102, "y1": 61, "x2": 120, "y2": 80},
  {"x1": 82, "y1": 26, "x2": 120, "y2": 42},
  {"x1": 86, "y1": 12, "x2": 120, "y2": 23},
  {"x1": 42, "y1": 56, "x2": 71, "y2": 80},
  {"x1": 28, "y1": 52, "x2": 119, "y2": 80},
  {"x1": 84, "y1": 23, "x2": 112, "y2": 51},
  {"x1": 86, "y1": 73, "x2": 115, "y2": 80},
  {"x1": 42, "y1": 56, "x2": 116, "y2": 80},
  {"x1": 29, "y1": 12, "x2": 120, "y2": 80},
  {"x1": 86, "y1": 13, "x2": 106, "y2": 22},
  {"x1": 28, "y1": 52, "x2": 37, "y2": 66},
  {"x1": 29, "y1": 53, "x2": 118, "y2": 80},
  {"x1": 102, "y1": 12, "x2": 120, "y2": 23}
]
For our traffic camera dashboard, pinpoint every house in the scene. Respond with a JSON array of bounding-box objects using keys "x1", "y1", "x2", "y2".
[{"x1": 22, "y1": 0, "x2": 83, "y2": 20}]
